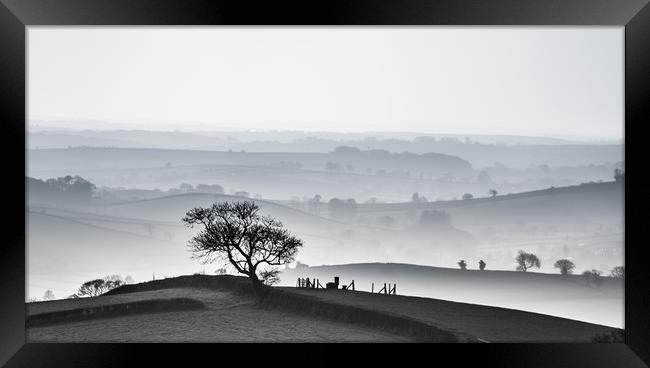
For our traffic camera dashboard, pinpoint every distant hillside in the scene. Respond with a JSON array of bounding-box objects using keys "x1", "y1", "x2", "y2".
[
  {"x1": 105, "y1": 192, "x2": 352, "y2": 234},
  {"x1": 27, "y1": 129, "x2": 623, "y2": 168},
  {"x1": 280, "y1": 262, "x2": 624, "y2": 328},
  {"x1": 28, "y1": 146, "x2": 473, "y2": 177},
  {"x1": 356, "y1": 180, "x2": 623, "y2": 226}
]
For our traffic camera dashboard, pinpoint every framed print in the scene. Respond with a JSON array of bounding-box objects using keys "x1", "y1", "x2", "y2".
[{"x1": 0, "y1": 0, "x2": 648, "y2": 366}]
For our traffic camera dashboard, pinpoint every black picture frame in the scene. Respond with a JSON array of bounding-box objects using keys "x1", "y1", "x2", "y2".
[{"x1": 1, "y1": 0, "x2": 647, "y2": 366}]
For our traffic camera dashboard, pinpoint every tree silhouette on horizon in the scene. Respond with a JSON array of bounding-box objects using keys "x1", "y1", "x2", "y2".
[
  {"x1": 515, "y1": 251, "x2": 540, "y2": 272},
  {"x1": 182, "y1": 201, "x2": 303, "y2": 301}
]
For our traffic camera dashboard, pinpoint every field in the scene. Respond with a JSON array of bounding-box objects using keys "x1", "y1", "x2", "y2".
[
  {"x1": 27, "y1": 287, "x2": 407, "y2": 342},
  {"x1": 26, "y1": 275, "x2": 621, "y2": 343},
  {"x1": 280, "y1": 263, "x2": 624, "y2": 328}
]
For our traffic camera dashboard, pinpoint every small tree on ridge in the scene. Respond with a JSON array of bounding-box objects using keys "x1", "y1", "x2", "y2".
[
  {"x1": 554, "y1": 259, "x2": 576, "y2": 275},
  {"x1": 182, "y1": 201, "x2": 303, "y2": 301},
  {"x1": 515, "y1": 251, "x2": 541, "y2": 272}
]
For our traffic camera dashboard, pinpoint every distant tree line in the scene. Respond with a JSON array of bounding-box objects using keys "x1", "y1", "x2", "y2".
[
  {"x1": 169, "y1": 182, "x2": 225, "y2": 195},
  {"x1": 456, "y1": 259, "x2": 487, "y2": 270},
  {"x1": 453, "y1": 251, "x2": 622, "y2": 283},
  {"x1": 28, "y1": 175, "x2": 96, "y2": 204}
]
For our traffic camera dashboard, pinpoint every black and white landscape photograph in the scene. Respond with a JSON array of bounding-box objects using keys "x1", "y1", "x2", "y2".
[{"x1": 26, "y1": 27, "x2": 625, "y2": 343}]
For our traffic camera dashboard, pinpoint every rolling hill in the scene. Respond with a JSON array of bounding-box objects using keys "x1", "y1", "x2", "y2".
[
  {"x1": 27, "y1": 211, "x2": 198, "y2": 300},
  {"x1": 28, "y1": 146, "x2": 473, "y2": 176},
  {"x1": 280, "y1": 262, "x2": 624, "y2": 328},
  {"x1": 26, "y1": 274, "x2": 621, "y2": 343}
]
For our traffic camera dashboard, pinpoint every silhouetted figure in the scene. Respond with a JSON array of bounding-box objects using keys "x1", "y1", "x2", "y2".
[{"x1": 479, "y1": 260, "x2": 486, "y2": 271}]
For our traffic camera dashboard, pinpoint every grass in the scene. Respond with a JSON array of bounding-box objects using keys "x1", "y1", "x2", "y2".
[{"x1": 28, "y1": 274, "x2": 624, "y2": 343}]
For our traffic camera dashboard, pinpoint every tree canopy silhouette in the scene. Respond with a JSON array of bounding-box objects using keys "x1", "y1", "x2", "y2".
[
  {"x1": 554, "y1": 259, "x2": 576, "y2": 275},
  {"x1": 610, "y1": 266, "x2": 625, "y2": 278},
  {"x1": 457, "y1": 260, "x2": 467, "y2": 270},
  {"x1": 515, "y1": 251, "x2": 541, "y2": 272},
  {"x1": 182, "y1": 201, "x2": 303, "y2": 300},
  {"x1": 75, "y1": 276, "x2": 123, "y2": 297},
  {"x1": 478, "y1": 260, "x2": 486, "y2": 271}
]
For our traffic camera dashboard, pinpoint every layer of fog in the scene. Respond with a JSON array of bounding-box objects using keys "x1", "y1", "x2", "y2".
[{"x1": 26, "y1": 131, "x2": 624, "y2": 330}]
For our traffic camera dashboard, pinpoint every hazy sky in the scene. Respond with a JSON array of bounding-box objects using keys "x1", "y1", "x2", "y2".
[{"x1": 28, "y1": 27, "x2": 623, "y2": 140}]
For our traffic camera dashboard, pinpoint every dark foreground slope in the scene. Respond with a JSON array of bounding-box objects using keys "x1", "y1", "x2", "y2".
[
  {"x1": 27, "y1": 275, "x2": 620, "y2": 343},
  {"x1": 26, "y1": 280, "x2": 408, "y2": 343}
]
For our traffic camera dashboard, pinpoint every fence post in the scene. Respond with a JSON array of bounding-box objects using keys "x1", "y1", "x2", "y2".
[
  {"x1": 371, "y1": 283, "x2": 374, "y2": 293},
  {"x1": 384, "y1": 283, "x2": 387, "y2": 294}
]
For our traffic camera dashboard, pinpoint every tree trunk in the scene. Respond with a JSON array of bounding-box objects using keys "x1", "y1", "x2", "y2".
[{"x1": 249, "y1": 275, "x2": 270, "y2": 302}]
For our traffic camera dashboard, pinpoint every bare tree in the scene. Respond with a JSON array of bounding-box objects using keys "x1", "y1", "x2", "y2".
[
  {"x1": 554, "y1": 259, "x2": 576, "y2": 275},
  {"x1": 182, "y1": 201, "x2": 303, "y2": 301},
  {"x1": 76, "y1": 279, "x2": 110, "y2": 297},
  {"x1": 515, "y1": 251, "x2": 541, "y2": 272},
  {"x1": 75, "y1": 276, "x2": 124, "y2": 298}
]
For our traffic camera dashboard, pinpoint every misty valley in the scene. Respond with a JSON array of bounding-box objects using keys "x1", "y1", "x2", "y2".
[{"x1": 26, "y1": 130, "x2": 624, "y2": 329}]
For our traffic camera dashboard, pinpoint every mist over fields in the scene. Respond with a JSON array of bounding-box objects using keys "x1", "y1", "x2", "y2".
[{"x1": 26, "y1": 128, "x2": 624, "y2": 327}]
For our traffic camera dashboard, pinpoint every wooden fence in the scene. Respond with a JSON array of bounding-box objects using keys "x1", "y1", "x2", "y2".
[{"x1": 296, "y1": 277, "x2": 396, "y2": 295}]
